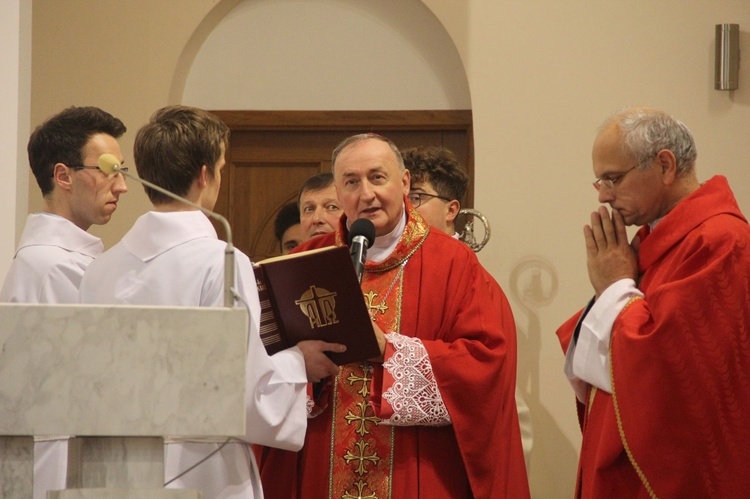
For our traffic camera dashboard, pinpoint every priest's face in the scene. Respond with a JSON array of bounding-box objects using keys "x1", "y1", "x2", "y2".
[
  {"x1": 592, "y1": 124, "x2": 669, "y2": 227},
  {"x1": 333, "y1": 138, "x2": 410, "y2": 237}
]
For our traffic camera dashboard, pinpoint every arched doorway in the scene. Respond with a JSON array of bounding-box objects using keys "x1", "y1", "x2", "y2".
[{"x1": 172, "y1": 0, "x2": 472, "y2": 259}]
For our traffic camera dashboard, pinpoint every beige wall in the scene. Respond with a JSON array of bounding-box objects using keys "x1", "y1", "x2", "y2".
[
  {"x1": 23, "y1": 1, "x2": 750, "y2": 497},
  {"x1": 180, "y1": 0, "x2": 471, "y2": 110},
  {"x1": 1, "y1": 0, "x2": 30, "y2": 280}
]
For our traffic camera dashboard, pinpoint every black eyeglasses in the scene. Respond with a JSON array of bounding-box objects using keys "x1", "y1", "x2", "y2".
[{"x1": 407, "y1": 192, "x2": 451, "y2": 207}]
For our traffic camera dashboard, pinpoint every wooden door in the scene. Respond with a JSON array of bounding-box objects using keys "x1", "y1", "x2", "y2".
[{"x1": 210, "y1": 110, "x2": 473, "y2": 261}]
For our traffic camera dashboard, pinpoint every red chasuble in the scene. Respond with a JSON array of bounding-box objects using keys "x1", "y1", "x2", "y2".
[
  {"x1": 557, "y1": 176, "x2": 750, "y2": 498},
  {"x1": 258, "y1": 202, "x2": 529, "y2": 498}
]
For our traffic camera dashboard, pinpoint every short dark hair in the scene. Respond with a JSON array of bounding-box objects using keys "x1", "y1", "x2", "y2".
[
  {"x1": 297, "y1": 172, "x2": 334, "y2": 208},
  {"x1": 133, "y1": 105, "x2": 229, "y2": 204},
  {"x1": 27, "y1": 106, "x2": 126, "y2": 196},
  {"x1": 274, "y1": 202, "x2": 301, "y2": 242},
  {"x1": 402, "y1": 146, "x2": 468, "y2": 204}
]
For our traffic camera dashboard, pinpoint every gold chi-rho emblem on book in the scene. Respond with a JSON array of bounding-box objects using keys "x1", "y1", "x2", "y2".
[{"x1": 295, "y1": 285, "x2": 339, "y2": 329}]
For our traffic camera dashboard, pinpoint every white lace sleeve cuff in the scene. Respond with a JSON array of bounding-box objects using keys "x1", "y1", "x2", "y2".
[{"x1": 380, "y1": 332, "x2": 452, "y2": 427}]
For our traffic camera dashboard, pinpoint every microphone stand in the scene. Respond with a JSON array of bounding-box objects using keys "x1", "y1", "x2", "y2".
[
  {"x1": 101, "y1": 157, "x2": 235, "y2": 307},
  {"x1": 350, "y1": 235, "x2": 368, "y2": 284}
]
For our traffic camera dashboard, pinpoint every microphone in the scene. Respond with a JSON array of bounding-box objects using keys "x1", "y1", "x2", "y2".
[
  {"x1": 98, "y1": 153, "x2": 236, "y2": 308},
  {"x1": 347, "y1": 218, "x2": 376, "y2": 283}
]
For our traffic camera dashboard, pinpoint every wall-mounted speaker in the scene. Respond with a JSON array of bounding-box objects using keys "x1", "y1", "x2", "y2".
[{"x1": 715, "y1": 24, "x2": 740, "y2": 91}]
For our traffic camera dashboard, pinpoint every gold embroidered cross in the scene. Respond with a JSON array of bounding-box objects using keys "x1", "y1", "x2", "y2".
[
  {"x1": 343, "y1": 440, "x2": 381, "y2": 475},
  {"x1": 347, "y1": 366, "x2": 372, "y2": 397},
  {"x1": 342, "y1": 479, "x2": 377, "y2": 499},
  {"x1": 344, "y1": 400, "x2": 380, "y2": 436},
  {"x1": 363, "y1": 290, "x2": 387, "y2": 317}
]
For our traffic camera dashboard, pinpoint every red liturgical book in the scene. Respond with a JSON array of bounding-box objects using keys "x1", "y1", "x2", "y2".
[{"x1": 252, "y1": 246, "x2": 380, "y2": 365}]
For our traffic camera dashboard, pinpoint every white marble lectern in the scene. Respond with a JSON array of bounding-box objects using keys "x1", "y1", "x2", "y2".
[{"x1": 0, "y1": 303, "x2": 248, "y2": 498}]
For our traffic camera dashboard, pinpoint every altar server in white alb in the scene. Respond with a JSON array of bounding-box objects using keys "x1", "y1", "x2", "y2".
[
  {"x1": 0, "y1": 106, "x2": 128, "y2": 499},
  {"x1": 79, "y1": 105, "x2": 345, "y2": 499},
  {"x1": 1, "y1": 106, "x2": 128, "y2": 303}
]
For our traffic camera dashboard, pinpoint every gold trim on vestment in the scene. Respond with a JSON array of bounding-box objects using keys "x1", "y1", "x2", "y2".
[{"x1": 610, "y1": 295, "x2": 657, "y2": 498}]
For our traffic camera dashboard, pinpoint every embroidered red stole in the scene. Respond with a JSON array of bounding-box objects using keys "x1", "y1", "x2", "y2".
[{"x1": 329, "y1": 264, "x2": 401, "y2": 498}]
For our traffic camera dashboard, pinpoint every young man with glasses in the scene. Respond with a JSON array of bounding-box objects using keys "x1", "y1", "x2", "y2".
[
  {"x1": 1, "y1": 106, "x2": 128, "y2": 304},
  {"x1": 557, "y1": 107, "x2": 750, "y2": 497},
  {"x1": 402, "y1": 146, "x2": 467, "y2": 236},
  {"x1": 0, "y1": 106, "x2": 128, "y2": 499}
]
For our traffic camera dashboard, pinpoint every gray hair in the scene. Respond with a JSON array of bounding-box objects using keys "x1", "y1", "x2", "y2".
[
  {"x1": 603, "y1": 108, "x2": 697, "y2": 174},
  {"x1": 330, "y1": 133, "x2": 405, "y2": 173}
]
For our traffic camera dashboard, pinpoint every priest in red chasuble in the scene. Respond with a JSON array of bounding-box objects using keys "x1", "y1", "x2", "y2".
[
  {"x1": 557, "y1": 107, "x2": 750, "y2": 498},
  {"x1": 257, "y1": 133, "x2": 530, "y2": 498}
]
